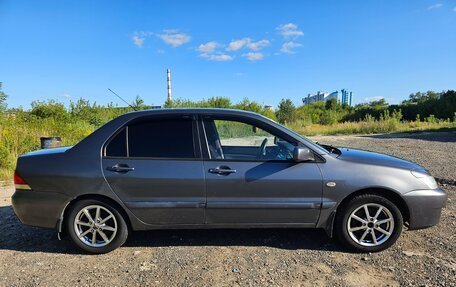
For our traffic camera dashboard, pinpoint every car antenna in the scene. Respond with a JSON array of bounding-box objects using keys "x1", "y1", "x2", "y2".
[{"x1": 107, "y1": 88, "x2": 137, "y2": 111}]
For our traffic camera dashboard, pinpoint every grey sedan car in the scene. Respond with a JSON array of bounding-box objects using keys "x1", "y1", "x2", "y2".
[{"x1": 12, "y1": 109, "x2": 447, "y2": 253}]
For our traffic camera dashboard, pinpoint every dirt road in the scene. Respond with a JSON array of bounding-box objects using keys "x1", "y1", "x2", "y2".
[{"x1": 1, "y1": 132, "x2": 455, "y2": 286}]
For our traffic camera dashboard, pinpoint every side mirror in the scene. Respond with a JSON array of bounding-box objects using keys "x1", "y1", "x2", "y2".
[{"x1": 293, "y1": 146, "x2": 314, "y2": 162}]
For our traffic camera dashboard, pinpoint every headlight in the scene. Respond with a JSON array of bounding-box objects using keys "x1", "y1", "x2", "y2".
[{"x1": 411, "y1": 171, "x2": 438, "y2": 189}]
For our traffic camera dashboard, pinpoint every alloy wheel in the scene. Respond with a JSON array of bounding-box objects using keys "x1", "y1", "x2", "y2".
[
  {"x1": 73, "y1": 205, "x2": 118, "y2": 247},
  {"x1": 347, "y1": 203, "x2": 395, "y2": 247}
]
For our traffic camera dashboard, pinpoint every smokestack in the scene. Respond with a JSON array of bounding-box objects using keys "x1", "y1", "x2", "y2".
[{"x1": 167, "y1": 69, "x2": 172, "y2": 102}]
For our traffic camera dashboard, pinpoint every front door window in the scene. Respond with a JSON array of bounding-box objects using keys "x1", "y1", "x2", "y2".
[{"x1": 204, "y1": 119, "x2": 295, "y2": 161}]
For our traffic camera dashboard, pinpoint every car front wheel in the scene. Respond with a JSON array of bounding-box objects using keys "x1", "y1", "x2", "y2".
[
  {"x1": 335, "y1": 194, "x2": 403, "y2": 252},
  {"x1": 66, "y1": 199, "x2": 128, "y2": 254}
]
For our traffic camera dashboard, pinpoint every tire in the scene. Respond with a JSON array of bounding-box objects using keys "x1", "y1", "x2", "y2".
[
  {"x1": 335, "y1": 194, "x2": 403, "y2": 252},
  {"x1": 66, "y1": 199, "x2": 128, "y2": 254}
]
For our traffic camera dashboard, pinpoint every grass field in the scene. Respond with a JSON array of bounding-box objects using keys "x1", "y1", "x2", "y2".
[{"x1": 289, "y1": 120, "x2": 455, "y2": 136}]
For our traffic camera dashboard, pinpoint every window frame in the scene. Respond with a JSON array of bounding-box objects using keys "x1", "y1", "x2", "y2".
[
  {"x1": 200, "y1": 114, "x2": 311, "y2": 163},
  {"x1": 103, "y1": 114, "x2": 202, "y2": 161}
]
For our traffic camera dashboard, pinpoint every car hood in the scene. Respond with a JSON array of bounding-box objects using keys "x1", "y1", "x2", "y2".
[
  {"x1": 336, "y1": 148, "x2": 427, "y2": 173},
  {"x1": 21, "y1": 146, "x2": 73, "y2": 158}
]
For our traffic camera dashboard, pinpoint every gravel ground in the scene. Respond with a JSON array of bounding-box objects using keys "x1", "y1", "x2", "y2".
[{"x1": 0, "y1": 131, "x2": 455, "y2": 287}]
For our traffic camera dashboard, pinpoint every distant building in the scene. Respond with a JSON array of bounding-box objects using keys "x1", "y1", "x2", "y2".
[
  {"x1": 302, "y1": 91, "x2": 329, "y2": 105},
  {"x1": 327, "y1": 91, "x2": 341, "y2": 102},
  {"x1": 341, "y1": 89, "x2": 353, "y2": 106},
  {"x1": 303, "y1": 89, "x2": 353, "y2": 106}
]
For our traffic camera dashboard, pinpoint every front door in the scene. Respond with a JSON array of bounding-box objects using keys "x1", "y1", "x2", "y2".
[
  {"x1": 102, "y1": 115, "x2": 206, "y2": 225},
  {"x1": 202, "y1": 117, "x2": 323, "y2": 225}
]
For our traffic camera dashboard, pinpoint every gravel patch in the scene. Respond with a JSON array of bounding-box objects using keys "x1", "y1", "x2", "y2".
[{"x1": 0, "y1": 131, "x2": 455, "y2": 286}]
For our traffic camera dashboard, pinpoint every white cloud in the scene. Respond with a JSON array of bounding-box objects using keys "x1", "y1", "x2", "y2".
[
  {"x1": 197, "y1": 41, "x2": 219, "y2": 53},
  {"x1": 158, "y1": 30, "x2": 191, "y2": 47},
  {"x1": 132, "y1": 34, "x2": 145, "y2": 48},
  {"x1": 211, "y1": 54, "x2": 233, "y2": 61},
  {"x1": 198, "y1": 42, "x2": 233, "y2": 61},
  {"x1": 276, "y1": 23, "x2": 304, "y2": 39},
  {"x1": 197, "y1": 38, "x2": 269, "y2": 62},
  {"x1": 227, "y1": 38, "x2": 250, "y2": 51},
  {"x1": 243, "y1": 52, "x2": 264, "y2": 62},
  {"x1": 280, "y1": 41, "x2": 302, "y2": 54},
  {"x1": 227, "y1": 38, "x2": 270, "y2": 52},
  {"x1": 201, "y1": 53, "x2": 233, "y2": 61},
  {"x1": 428, "y1": 3, "x2": 443, "y2": 10},
  {"x1": 247, "y1": 39, "x2": 270, "y2": 51}
]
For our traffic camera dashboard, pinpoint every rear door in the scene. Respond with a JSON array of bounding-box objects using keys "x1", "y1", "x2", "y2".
[
  {"x1": 102, "y1": 114, "x2": 206, "y2": 225},
  {"x1": 201, "y1": 115, "x2": 323, "y2": 225}
]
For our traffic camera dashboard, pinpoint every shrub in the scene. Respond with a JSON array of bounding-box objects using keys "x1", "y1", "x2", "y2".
[
  {"x1": 276, "y1": 99, "x2": 296, "y2": 124},
  {"x1": 426, "y1": 114, "x2": 437, "y2": 123}
]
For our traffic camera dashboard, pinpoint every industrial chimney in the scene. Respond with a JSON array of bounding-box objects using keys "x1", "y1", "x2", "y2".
[{"x1": 167, "y1": 69, "x2": 172, "y2": 103}]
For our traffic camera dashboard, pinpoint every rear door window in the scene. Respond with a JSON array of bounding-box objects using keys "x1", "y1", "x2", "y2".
[
  {"x1": 128, "y1": 118, "x2": 195, "y2": 158},
  {"x1": 105, "y1": 128, "x2": 127, "y2": 157}
]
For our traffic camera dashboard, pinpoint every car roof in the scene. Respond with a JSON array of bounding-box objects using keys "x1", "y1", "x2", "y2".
[{"x1": 124, "y1": 108, "x2": 267, "y2": 118}]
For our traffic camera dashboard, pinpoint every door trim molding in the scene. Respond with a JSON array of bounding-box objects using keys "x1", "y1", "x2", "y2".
[
  {"x1": 206, "y1": 201, "x2": 320, "y2": 209},
  {"x1": 126, "y1": 201, "x2": 206, "y2": 209}
]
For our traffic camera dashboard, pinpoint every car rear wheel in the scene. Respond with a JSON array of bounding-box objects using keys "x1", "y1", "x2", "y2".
[
  {"x1": 66, "y1": 199, "x2": 128, "y2": 254},
  {"x1": 335, "y1": 194, "x2": 403, "y2": 252}
]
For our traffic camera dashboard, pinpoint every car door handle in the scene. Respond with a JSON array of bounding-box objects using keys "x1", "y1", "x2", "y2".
[
  {"x1": 107, "y1": 164, "x2": 135, "y2": 173},
  {"x1": 208, "y1": 167, "x2": 237, "y2": 175}
]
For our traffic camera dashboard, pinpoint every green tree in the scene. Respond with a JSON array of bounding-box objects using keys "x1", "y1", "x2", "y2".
[
  {"x1": 70, "y1": 98, "x2": 104, "y2": 126},
  {"x1": 297, "y1": 101, "x2": 325, "y2": 124},
  {"x1": 368, "y1": 98, "x2": 389, "y2": 108},
  {"x1": 132, "y1": 95, "x2": 147, "y2": 110},
  {"x1": 207, "y1": 97, "x2": 231, "y2": 108},
  {"x1": 276, "y1": 99, "x2": 296, "y2": 124},
  {"x1": 325, "y1": 98, "x2": 339, "y2": 110},
  {"x1": 403, "y1": 91, "x2": 440, "y2": 104},
  {"x1": 164, "y1": 98, "x2": 173, "y2": 108},
  {"x1": 235, "y1": 98, "x2": 263, "y2": 113},
  {"x1": 0, "y1": 82, "x2": 7, "y2": 112},
  {"x1": 260, "y1": 108, "x2": 278, "y2": 121},
  {"x1": 320, "y1": 110, "x2": 338, "y2": 125},
  {"x1": 31, "y1": 100, "x2": 68, "y2": 120}
]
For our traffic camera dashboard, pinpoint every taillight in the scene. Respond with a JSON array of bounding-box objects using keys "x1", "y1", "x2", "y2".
[{"x1": 14, "y1": 171, "x2": 31, "y2": 190}]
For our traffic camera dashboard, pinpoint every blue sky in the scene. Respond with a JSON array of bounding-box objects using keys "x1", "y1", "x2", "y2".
[{"x1": 1, "y1": 1, "x2": 455, "y2": 108}]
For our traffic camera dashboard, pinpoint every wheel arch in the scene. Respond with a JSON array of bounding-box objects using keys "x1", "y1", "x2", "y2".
[
  {"x1": 325, "y1": 187, "x2": 410, "y2": 238},
  {"x1": 338, "y1": 187, "x2": 410, "y2": 224},
  {"x1": 58, "y1": 194, "x2": 133, "y2": 235}
]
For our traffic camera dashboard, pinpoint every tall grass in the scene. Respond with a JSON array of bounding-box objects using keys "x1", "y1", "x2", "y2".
[
  {"x1": 289, "y1": 119, "x2": 455, "y2": 136},
  {"x1": 0, "y1": 112, "x2": 99, "y2": 179}
]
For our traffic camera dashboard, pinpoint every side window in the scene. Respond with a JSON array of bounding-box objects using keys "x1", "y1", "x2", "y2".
[
  {"x1": 204, "y1": 119, "x2": 295, "y2": 161},
  {"x1": 215, "y1": 120, "x2": 274, "y2": 147},
  {"x1": 106, "y1": 128, "x2": 127, "y2": 157},
  {"x1": 128, "y1": 118, "x2": 195, "y2": 158}
]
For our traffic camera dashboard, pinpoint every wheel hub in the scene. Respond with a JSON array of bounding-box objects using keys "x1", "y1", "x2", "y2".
[
  {"x1": 73, "y1": 205, "x2": 118, "y2": 247},
  {"x1": 347, "y1": 203, "x2": 395, "y2": 247}
]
